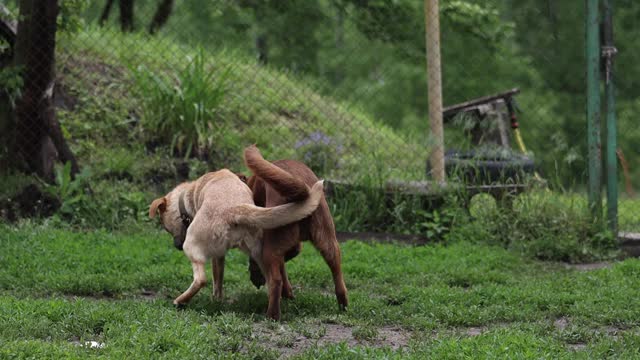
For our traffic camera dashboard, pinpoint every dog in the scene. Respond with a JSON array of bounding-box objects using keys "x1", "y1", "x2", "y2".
[
  {"x1": 242, "y1": 145, "x2": 348, "y2": 320},
  {"x1": 149, "y1": 168, "x2": 324, "y2": 308}
]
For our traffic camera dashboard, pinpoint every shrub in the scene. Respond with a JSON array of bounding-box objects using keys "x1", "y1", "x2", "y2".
[
  {"x1": 131, "y1": 48, "x2": 232, "y2": 160},
  {"x1": 453, "y1": 190, "x2": 619, "y2": 262}
]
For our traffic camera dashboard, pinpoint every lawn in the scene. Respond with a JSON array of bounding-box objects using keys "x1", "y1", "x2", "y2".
[{"x1": 1, "y1": 223, "x2": 639, "y2": 359}]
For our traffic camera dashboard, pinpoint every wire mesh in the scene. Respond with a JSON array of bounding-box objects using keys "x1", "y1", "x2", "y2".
[{"x1": 0, "y1": 0, "x2": 637, "y2": 231}]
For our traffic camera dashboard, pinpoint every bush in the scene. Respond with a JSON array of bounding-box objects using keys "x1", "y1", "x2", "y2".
[
  {"x1": 451, "y1": 190, "x2": 619, "y2": 263},
  {"x1": 131, "y1": 47, "x2": 232, "y2": 160}
]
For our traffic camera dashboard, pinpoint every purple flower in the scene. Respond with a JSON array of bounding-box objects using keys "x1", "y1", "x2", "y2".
[
  {"x1": 295, "y1": 131, "x2": 333, "y2": 149},
  {"x1": 294, "y1": 131, "x2": 344, "y2": 172}
]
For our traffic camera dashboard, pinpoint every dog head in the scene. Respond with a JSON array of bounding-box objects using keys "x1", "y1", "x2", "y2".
[{"x1": 149, "y1": 188, "x2": 189, "y2": 251}]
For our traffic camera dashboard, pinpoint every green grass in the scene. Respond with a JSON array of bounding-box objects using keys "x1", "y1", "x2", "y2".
[
  {"x1": 1, "y1": 223, "x2": 639, "y2": 358},
  {"x1": 619, "y1": 197, "x2": 640, "y2": 232}
]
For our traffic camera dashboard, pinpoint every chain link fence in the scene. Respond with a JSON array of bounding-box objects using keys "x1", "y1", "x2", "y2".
[{"x1": 0, "y1": 0, "x2": 638, "y2": 233}]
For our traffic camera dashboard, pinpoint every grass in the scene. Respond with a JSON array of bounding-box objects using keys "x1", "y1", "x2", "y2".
[
  {"x1": 619, "y1": 197, "x2": 640, "y2": 232},
  {"x1": 1, "y1": 222, "x2": 639, "y2": 358}
]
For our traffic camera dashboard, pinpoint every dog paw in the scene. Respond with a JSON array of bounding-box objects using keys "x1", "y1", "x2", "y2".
[
  {"x1": 173, "y1": 302, "x2": 187, "y2": 311},
  {"x1": 281, "y1": 287, "x2": 295, "y2": 299}
]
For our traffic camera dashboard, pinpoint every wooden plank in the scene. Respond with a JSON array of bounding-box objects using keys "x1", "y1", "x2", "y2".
[
  {"x1": 619, "y1": 232, "x2": 640, "y2": 257},
  {"x1": 325, "y1": 179, "x2": 530, "y2": 198},
  {"x1": 443, "y1": 88, "x2": 520, "y2": 121}
]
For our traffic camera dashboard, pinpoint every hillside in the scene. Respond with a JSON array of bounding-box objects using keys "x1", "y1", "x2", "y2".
[{"x1": 55, "y1": 27, "x2": 427, "y2": 184}]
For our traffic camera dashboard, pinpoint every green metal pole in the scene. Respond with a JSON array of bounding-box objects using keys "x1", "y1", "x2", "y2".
[
  {"x1": 586, "y1": 0, "x2": 602, "y2": 222},
  {"x1": 602, "y1": 0, "x2": 618, "y2": 233}
]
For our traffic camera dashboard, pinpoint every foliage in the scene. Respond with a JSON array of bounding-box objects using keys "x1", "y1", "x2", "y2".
[
  {"x1": 96, "y1": 147, "x2": 137, "y2": 179},
  {"x1": 0, "y1": 66, "x2": 23, "y2": 107},
  {"x1": 34, "y1": 162, "x2": 148, "y2": 229},
  {"x1": 328, "y1": 167, "x2": 620, "y2": 262},
  {"x1": 6, "y1": 0, "x2": 638, "y2": 188},
  {"x1": 294, "y1": 131, "x2": 343, "y2": 176},
  {"x1": 58, "y1": 0, "x2": 89, "y2": 33},
  {"x1": 441, "y1": 1, "x2": 514, "y2": 44},
  {"x1": 456, "y1": 190, "x2": 620, "y2": 263},
  {"x1": 57, "y1": 26, "x2": 425, "y2": 180},
  {"x1": 42, "y1": 162, "x2": 92, "y2": 217},
  {"x1": 328, "y1": 165, "x2": 464, "y2": 241},
  {"x1": 130, "y1": 47, "x2": 232, "y2": 160}
]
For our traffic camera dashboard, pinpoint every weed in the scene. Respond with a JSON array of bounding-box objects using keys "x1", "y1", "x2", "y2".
[
  {"x1": 130, "y1": 47, "x2": 232, "y2": 160},
  {"x1": 294, "y1": 131, "x2": 343, "y2": 176},
  {"x1": 458, "y1": 190, "x2": 620, "y2": 262},
  {"x1": 0, "y1": 65, "x2": 23, "y2": 107},
  {"x1": 352, "y1": 325, "x2": 378, "y2": 342},
  {"x1": 98, "y1": 148, "x2": 137, "y2": 180},
  {"x1": 42, "y1": 162, "x2": 93, "y2": 217}
]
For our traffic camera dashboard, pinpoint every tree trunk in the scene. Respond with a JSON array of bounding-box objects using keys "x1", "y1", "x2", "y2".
[
  {"x1": 256, "y1": 33, "x2": 268, "y2": 65},
  {"x1": 119, "y1": 0, "x2": 134, "y2": 32},
  {"x1": 13, "y1": 0, "x2": 78, "y2": 181},
  {"x1": 149, "y1": 0, "x2": 174, "y2": 34},
  {"x1": 99, "y1": 0, "x2": 116, "y2": 26},
  {"x1": 333, "y1": 3, "x2": 345, "y2": 85}
]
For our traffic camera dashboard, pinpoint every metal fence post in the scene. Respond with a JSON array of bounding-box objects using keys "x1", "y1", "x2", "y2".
[
  {"x1": 602, "y1": 0, "x2": 618, "y2": 233},
  {"x1": 585, "y1": 0, "x2": 602, "y2": 222},
  {"x1": 424, "y1": 0, "x2": 445, "y2": 183}
]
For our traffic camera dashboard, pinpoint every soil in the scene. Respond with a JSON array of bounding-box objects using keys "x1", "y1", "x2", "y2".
[
  {"x1": 0, "y1": 184, "x2": 60, "y2": 222},
  {"x1": 564, "y1": 262, "x2": 611, "y2": 271},
  {"x1": 254, "y1": 323, "x2": 410, "y2": 358}
]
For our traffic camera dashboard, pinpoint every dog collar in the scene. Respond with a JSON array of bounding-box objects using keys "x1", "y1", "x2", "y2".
[
  {"x1": 174, "y1": 192, "x2": 192, "y2": 251},
  {"x1": 178, "y1": 192, "x2": 192, "y2": 227}
]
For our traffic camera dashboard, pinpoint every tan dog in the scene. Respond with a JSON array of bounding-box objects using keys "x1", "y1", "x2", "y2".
[
  {"x1": 149, "y1": 169, "x2": 324, "y2": 308},
  {"x1": 243, "y1": 145, "x2": 348, "y2": 320}
]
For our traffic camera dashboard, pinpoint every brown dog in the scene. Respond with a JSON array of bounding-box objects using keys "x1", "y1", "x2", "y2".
[
  {"x1": 243, "y1": 145, "x2": 348, "y2": 320},
  {"x1": 149, "y1": 169, "x2": 324, "y2": 309}
]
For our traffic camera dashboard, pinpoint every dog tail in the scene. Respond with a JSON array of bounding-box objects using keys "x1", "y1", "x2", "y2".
[
  {"x1": 226, "y1": 180, "x2": 323, "y2": 229},
  {"x1": 244, "y1": 144, "x2": 309, "y2": 202}
]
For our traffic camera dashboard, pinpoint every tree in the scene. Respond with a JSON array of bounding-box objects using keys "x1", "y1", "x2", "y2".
[
  {"x1": 99, "y1": 0, "x2": 134, "y2": 32},
  {"x1": 11, "y1": 0, "x2": 78, "y2": 181},
  {"x1": 149, "y1": 0, "x2": 174, "y2": 34},
  {"x1": 238, "y1": 0, "x2": 325, "y2": 72},
  {"x1": 98, "y1": 0, "x2": 115, "y2": 26}
]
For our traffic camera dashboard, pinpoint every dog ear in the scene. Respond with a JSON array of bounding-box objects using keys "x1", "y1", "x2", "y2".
[{"x1": 149, "y1": 197, "x2": 167, "y2": 219}]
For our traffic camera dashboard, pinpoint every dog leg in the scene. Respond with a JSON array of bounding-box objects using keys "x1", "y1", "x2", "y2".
[
  {"x1": 264, "y1": 257, "x2": 284, "y2": 320},
  {"x1": 280, "y1": 262, "x2": 294, "y2": 299},
  {"x1": 212, "y1": 256, "x2": 225, "y2": 300},
  {"x1": 173, "y1": 261, "x2": 207, "y2": 306},
  {"x1": 281, "y1": 243, "x2": 301, "y2": 299},
  {"x1": 311, "y1": 230, "x2": 348, "y2": 311}
]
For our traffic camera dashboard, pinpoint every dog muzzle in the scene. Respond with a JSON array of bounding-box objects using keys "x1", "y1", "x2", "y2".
[{"x1": 173, "y1": 233, "x2": 185, "y2": 251}]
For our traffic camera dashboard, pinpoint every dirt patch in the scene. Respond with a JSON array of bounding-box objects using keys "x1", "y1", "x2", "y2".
[
  {"x1": 554, "y1": 317, "x2": 569, "y2": 331},
  {"x1": 139, "y1": 289, "x2": 161, "y2": 301},
  {"x1": 465, "y1": 327, "x2": 486, "y2": 336},
  {"x1": 567, "y1": 343, "x2": 587, "y2": 351},
  {"x1": 254, "y1": 323, "x2": 410, "y2": 358},
  {"x1": 565, "y1": 262, "x2": 611, "y2": 271},
  {"x1": 60, "y1": 289, "x2": 163, "y2": 302},
  {"x1": 336, "y1": 231, "x2": 428, "y2": 245}
]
